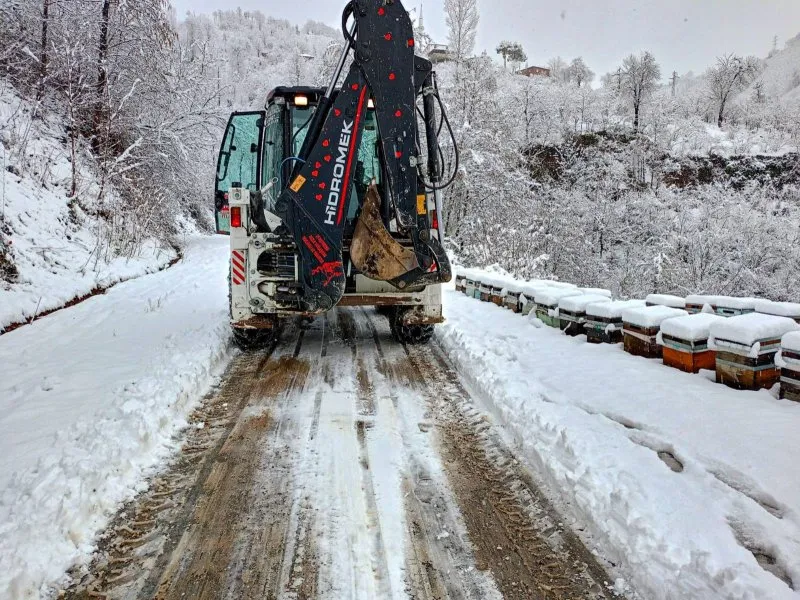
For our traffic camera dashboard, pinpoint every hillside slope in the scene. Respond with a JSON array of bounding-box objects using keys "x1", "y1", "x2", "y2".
[{"x1": 0, "y1": 82, "x2": 177, "y2": 331}]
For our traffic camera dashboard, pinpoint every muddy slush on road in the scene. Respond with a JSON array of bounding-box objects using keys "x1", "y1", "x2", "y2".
[{"x1": 65, "y1": 308, "x2": 619, "y2": 600}]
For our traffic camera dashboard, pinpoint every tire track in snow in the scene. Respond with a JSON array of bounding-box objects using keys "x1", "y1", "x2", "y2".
[
  {"x1": 403, "y1": 341, "x2": 617, "y2": 600},
  {"x1": 359, "y1": 309, "x2": 502, "y2": 600}
]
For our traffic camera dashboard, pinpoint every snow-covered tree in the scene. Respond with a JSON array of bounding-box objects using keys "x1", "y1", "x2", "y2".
[
  {"x1": 706, "y1": 54, "x2": 761, "y2": 127},
  {"x1": 496, "y1": 41, "x2": 526, "y2": 71},
  {"x1": 621, "y1": 51, "x2": 661, "y2": 133},
  {"x1": 444, "y1": 0, "x2": 479, "y2": 63},
  {"x1": 568, "y1": 57, "x2": 595, "y2": 87}
]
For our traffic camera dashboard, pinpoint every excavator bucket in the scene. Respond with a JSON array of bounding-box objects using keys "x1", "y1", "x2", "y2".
[{"x1": 351, "y1": 183, "x2": 419, "y2": 282}]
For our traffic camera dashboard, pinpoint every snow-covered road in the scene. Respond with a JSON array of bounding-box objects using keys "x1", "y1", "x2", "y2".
[
  {"x1": 0, "y1": 236, "x2": 232, "y2": 598},
  {"x1": 439, "y1": 291, "x2": 800, "y2": 600},
  {"x1": 65, "y1": 309, "x2": 613, "y2": 600},
  {"x1": 3, "y1": 235, "x2": 797, "y2": 600}
]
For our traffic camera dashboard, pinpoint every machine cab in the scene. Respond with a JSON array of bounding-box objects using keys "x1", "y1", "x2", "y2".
[
  {"x1": 214, "y1": 87, "x2": 379, "y2": 235},
  {"x1": 214, "y1": 111, "x2": 265, "y2": 235}
]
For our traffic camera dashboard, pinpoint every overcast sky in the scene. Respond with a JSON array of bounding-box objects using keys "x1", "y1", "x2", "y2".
[{"x1": 172, "y1": 0, "x2": 800, "y2": 80}]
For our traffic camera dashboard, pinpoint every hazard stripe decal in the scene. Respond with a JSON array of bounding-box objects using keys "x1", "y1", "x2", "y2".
[{"x1": 231, "y1": 250, "x2": 246, "y2": 285}]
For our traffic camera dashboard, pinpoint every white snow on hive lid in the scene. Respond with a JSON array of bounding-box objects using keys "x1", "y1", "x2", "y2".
[
  {"x1": 715, "y1": 296, "x2": 758, "y2": 310},
  {"x1": 545, "y1": 281, "x2": 579, "y2": 289},
  {"x1": 685, "y1": 294, "x2": 726, "y2": 306},
  {"x1": 534, "y1": 288, "x2": 583, "y2": 306},
  {"x1": 503, "y1": 281, "x2": 525, "y2": 294},
  {"x1": 587, "y1": 300, "x2": 647, "y2": 319},
  {"x1": 783, "y1": 331, "x2": 800, "y2": 353},
  {"x1": 623, "y1": 305, "x2": 688, "y2": 328},
  {"x1": 686, "y1": 295, "x2": 757, "y2": 310},
  {"x1": 755, "y1": 299, "x2": 800, "y2": 318},
  {"x1": 710, "y1": 313, "x2": 800, "y2": 347},
  {"x1": 558, "y1": 294, "x2": 612, "y2": 313},
  {"x1": 660, "y1": 313, "x2": 726, "y2": 342},
  {"x1": 520, "y1": 282, "x2": 553, "y2": 298},
  {"x1": 579, "y1": 287, "x2": 613, "y2": 298},
  {"x1": 646, "y1": 294, "x2": 686, "y2": 309}
]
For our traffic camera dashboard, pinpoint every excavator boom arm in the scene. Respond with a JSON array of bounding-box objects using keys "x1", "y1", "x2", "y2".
[{"x1": 275, "y1": 0, "x2": 452, "y2": 314}]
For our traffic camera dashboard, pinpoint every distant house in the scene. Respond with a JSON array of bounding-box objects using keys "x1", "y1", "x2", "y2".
[
  {"x1": 428, "y1": 44, "x2": 451, "y2": 63},
  {"x1": 518, "y1": 65, "x2": 551, "y2": 78}
]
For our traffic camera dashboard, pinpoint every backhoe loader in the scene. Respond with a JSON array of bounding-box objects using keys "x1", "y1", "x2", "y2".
[{"x1": 213, "y1": 0, "x2": 457, "y2": 347}]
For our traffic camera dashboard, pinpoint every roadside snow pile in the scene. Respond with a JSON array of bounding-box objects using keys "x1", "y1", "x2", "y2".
[
  {"x1": 0, "y1": 82, "x2": 176, "y2": 331},
  {"x1": 622, "y1": 305, "x2": 687, "y2": 328},
  {"x1": 646, "y1": 294, "x2": 686, "y2": 309},
  {"x1": 0, "y1": 236, "x2": 232, "y2": 599},
  {"x1": 439, "y1": 291, "x2": 800, "y2": 600},
  {"x1": 659, "y1": 313, "x2": 726, "y2": 342}
]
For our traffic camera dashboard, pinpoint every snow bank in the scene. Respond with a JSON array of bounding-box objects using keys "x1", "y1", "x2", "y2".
[
  {"x1": 623, "y1": 305, "x2": 687, "y2": 329},
  {"x1": 0, "y1": 236, "x2": 232, "y2": 598},
  {"x1": 710, "y1": 313, "x2": 799, "y2": 347},
  {"x1": 755, "y1": 300, "x2": 800, "y2": 320},
  {"x1": 660, "y1": 313, "x2": 726, "y2": 342},
  {"x1": 586, "y1": 299, "x2": 646, "y2": 320},
  {"x1": 558, "y1": 294, "x2": 611, "y2": 313},
  {"x1": 646, "y1": 294, "x2": 686, "y2": 309},
  {"x1": 0, "y1": 83, "x2": 176, "y2": 331},
  {"x1": 439, "y1": 291, "x2": 800, "y2": 600}
]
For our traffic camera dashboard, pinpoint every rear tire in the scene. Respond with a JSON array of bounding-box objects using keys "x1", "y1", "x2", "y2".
[
  {"x1": 232, "y1": 326, "x2": 276, "y2": 350},
  {"x1": 389, "y1": 308, "x2": 435, "y2": 345}
]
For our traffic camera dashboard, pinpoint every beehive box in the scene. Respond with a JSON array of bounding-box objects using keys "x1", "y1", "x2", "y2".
[
  {"x1": 755, "y1": 300, "x2": 800, "y2": 325},
  {"x1": 646, "y1": 294, "x2": 686, "y2": 309},
  {"x1": 558, "y1": 294, "x2": 612, "y2": 337},
  {"x1": 658, "y1": 313, "x2": 725, "y2": 373},
  {"x1": 685, "y1": 295, "x2": 722, "y2": 315},
  {"x1": 779, "y1": 332, "x2": 800, "y2": 402},
  {"x1": 464, "y1": 276, "x2": 479, "y2": 299},
  {"x1": 585, "y1": 300, "x2": 646, "y2": 344},
  {"x1": 534, "y1": 288, "x2": 583, "y2": 328},
  {"x1": 710, "y1": 314, "x2": 799, "y2": 391},
  {"x1": 503, "y1": 282, "x2": 524, "y2": 313},
  {"x1": 455, "y1": 272, "x2": 467, "y2": 293},
  {"x1": 622, "y1": 306, "x2": 688, "y2": 358},
  {"x1": 478, "y1": 279, "x2": 492, "y2": 302},
  {"x1": 714, "y1": 297, "x2": 757, "y2": 318},
  {"x1": 519, "y1": 284, "x2": 542, "y2": 316},
  {"x1": 686, "y1": 295, "x2": 757, "y2": 317},
  {"x1": 489, "y1": 278, "x2": 507, "y2": 307}
]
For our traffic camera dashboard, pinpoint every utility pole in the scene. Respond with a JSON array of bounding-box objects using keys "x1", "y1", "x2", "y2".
[
  {"x1": 616, "y1": 68, "x2": 622, "y2": 92},
  {"x1": 671, "y1": 71, "x2": 679, "y2": 97},
  {"x1": 773, "y1": 35, "x2": 779, "y2": 54}
]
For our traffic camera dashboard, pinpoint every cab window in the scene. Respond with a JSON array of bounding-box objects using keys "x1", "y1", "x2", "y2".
[{"x1": 214, "y1": 112, "x2": 264, "y2": 234}]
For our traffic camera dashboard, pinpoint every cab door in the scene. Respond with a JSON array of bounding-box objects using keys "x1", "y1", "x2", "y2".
[{"x1": 214, "y1": 111, "x2": 265, "y2": 234}]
